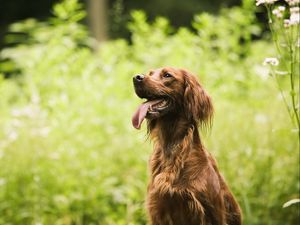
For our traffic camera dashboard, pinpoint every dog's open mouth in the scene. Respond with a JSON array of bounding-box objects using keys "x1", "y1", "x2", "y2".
[{"x1": 132, "y1": 98, "x2": 169, "y2": 129}]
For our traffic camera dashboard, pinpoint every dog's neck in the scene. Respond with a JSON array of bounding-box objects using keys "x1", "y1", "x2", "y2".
[{"x1": 148, "y1": 115, "x2": 202, "y2": 155}]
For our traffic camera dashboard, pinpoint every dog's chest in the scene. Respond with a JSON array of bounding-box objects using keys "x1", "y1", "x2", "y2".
[
  {"x1": 149, "y1": 146, "x2": 205, "y2": 191},
  {"x1": 147, "y1": 187, "x2": 204, "y2": 225},
  {"x1": 150, "y1": 153, "x2": 185, "y2": 192}
]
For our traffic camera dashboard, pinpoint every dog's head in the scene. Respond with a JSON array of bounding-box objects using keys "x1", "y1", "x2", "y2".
[{"x1": 132, "y1": 67, "x2": 213, "y2": 129}]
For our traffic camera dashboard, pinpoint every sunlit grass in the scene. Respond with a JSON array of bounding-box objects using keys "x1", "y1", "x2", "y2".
[{"x1": 0, "y1": 0, "x2": 299, "y2": 224}]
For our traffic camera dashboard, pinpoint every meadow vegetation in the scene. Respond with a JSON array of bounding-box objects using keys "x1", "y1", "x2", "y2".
[{"x1": 0, "y1": 0, "x2": 299, "y2": 224}]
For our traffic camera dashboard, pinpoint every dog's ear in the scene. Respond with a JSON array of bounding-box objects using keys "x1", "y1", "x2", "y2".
[{"x1": 182, "y1": 70, "x2": 213, "y2": 127}]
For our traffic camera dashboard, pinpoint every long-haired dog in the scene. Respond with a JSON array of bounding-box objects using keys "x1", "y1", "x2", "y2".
[{"x1": 132, "y1": 67, "x2": 241, "y2": 225}]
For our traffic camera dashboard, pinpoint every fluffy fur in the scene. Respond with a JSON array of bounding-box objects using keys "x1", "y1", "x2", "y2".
[{"x1": 132, "y1": 67, "x2": 242, "y2": 225}]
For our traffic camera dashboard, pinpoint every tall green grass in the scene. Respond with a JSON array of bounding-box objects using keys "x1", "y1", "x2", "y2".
[{"x1": 0, "y1": 0, "x2": 298, "y2": 224}]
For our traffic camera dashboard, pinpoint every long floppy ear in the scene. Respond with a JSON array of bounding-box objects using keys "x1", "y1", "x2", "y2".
[{"x1": 182, "y1": 70, "x2": 213, "y2": 127}]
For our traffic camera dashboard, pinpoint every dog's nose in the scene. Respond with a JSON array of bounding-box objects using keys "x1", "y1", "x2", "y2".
[{"x1": 133, "y1": 74, "x2": 145, "y2": 82}]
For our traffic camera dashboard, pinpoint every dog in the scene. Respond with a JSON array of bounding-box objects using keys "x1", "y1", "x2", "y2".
[{"x1": 132, "y1": 67, "x2": 242, "y2": 225}]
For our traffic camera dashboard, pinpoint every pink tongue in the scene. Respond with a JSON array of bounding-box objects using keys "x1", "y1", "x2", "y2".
[{"x1": 132, "y1": 100, "x2": 161, "y2": 129}]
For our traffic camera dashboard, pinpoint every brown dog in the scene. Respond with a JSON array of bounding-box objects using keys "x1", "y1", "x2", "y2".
[{"x1": 132, "y1": 67, "x2": 241, "y2": 225}]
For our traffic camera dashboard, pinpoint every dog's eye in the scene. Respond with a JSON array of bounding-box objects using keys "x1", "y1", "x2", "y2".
[{"x1": 163, "y1": 72, "x2": 173, "y2": 78}]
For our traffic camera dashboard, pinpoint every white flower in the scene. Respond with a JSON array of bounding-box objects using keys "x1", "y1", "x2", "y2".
[
  {"x1": 272, "y1": 6, "x2": 286, "y2": 19},
  {"x1": 283, "y1": 7, "x2": 300, "y2": 27},
  {"x1": 256, "y1": 0, "x2": 278, "y2": 6},
  {"x1": 263, "y1": 57, "x2": 279, "y2": 66},
  {"x1": 285, "y1": 0, "x2": 300, "y2": 6},
  {"x1": 290, "y1": 6, "x2": 300, "y2": 13},
  {"x1": 290, "y1": 13, "x2": 300, "y2": 25},
  {"x1": 256, "y1": 0, "x2": 264, "y2": 5},
  {"x1": 284, "y1": 19, "x2": 291, "y2": 27},
  {"x1": 272, "y1": 9, "x2": 283, "y2": 18},
  {"x1": 289, "y1": 7, "x2": 300, "y2": 25}
]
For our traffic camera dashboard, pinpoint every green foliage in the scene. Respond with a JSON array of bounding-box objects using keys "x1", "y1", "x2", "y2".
[
  {"x1": 258, "y1": 1, "x2": 300, "y2": 139},
  {"x1": 0, "y1": 0, "x2": 299, "y2": 224},
  {"x1": 256, "y1": 0, "x2": 300, "y2": 214}
]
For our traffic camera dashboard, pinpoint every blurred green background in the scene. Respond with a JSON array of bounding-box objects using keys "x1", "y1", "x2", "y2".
[{"x1": 0, "y1": 0, "x2": 299, "y2": 224}]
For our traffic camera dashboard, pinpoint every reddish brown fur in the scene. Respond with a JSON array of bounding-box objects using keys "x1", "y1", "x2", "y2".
[{"x1": 133, "y1": 67, "x2": 241, "y2": 225}]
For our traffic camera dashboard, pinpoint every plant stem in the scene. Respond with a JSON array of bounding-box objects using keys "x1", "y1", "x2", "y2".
[
  {"x1": 266, "y1": 6, "x2": 282, "y2": 56},
  {"x1": 272, "y1": 70, "x2": 294, "y2": 122},
  {"x1": 266, "y1": 4, "x2": 300, "y2": 143},
  {"x1": 289, "y1": 45, "x2": 300, "y2": 140}
]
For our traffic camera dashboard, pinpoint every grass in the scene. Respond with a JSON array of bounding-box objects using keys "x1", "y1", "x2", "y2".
[{"x1": 0, "y1": 1, "x2": 299, "y2": 224}]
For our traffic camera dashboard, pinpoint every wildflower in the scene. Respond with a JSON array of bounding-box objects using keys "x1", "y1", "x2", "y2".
[
  {"x1": 285, "y1": 0, "x2": 300, "y2": 6},
  {"x1": 272, "y1": 6, "x2": 286, "y2": 19},
  {"x1": 278, "y1": 6, "x2": 286, "y2": 11},
  {"x1": 272, "y1": 9, "x2": 283, "y2": 18},
  {"x1": 283, "y1": 7, "x2": 300, "y2": 26},
  {"x1": 256, "y1": 0, "x2": 278, "y2": 6},
  {"x1": 263, "y1": 57, "x2": 279, "y2": 66},
  {"x1": 290, "y1": 6, "x2": 300, "y2": 13},
  {"x1": 289, "y1": 12, "x2": 300, "y2": 25},
  {"x1": 284, "y1": 19, "x2": 291, "y2": 27}
]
